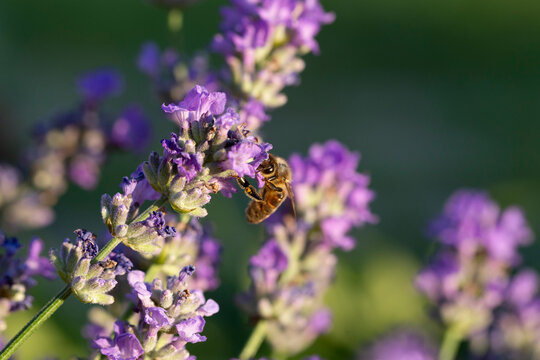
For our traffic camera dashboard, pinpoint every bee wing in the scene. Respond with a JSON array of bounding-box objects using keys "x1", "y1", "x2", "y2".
[{"x1": 285, "y1": 181, "x2": 296, "y2": 218}]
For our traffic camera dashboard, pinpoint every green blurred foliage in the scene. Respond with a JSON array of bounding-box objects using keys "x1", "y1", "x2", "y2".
[{"x1": 1, "y1": 0, "x2": 540, "y2": 359}]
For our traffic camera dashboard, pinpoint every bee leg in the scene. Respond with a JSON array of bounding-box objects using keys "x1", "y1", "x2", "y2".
[
  {"x1": 236, "y1": 177, "x2": 263, "y2": 201},
  {"x1": 266, "y1": 182, "x2": 283, "y2": 192}
]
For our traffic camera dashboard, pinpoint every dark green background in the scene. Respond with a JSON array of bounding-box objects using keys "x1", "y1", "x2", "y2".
[{"x1": 1, "y1": 0, "x2": 539, "y2": 359}]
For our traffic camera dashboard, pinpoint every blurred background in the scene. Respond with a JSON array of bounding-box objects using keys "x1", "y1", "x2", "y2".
[{"x1": 1, "y1": 0, "x2": 540, "y2": 358}]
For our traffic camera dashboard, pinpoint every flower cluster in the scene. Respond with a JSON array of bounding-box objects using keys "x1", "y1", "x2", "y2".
[
  {"x1": 0, "y1": 231, "x2": 55, "y2": 331},
  {"x1": 239, "y1": 140, "x2": 376, "y2": 356},
  {"x1": 90, "y1": 266, "x2": 218, "y2": 359},
  {"x1": 0, "y1": 69, "x2": 150, "y2": 231},
  {"x1": 143, "y1": 85, "x2": 272, "y2": 217},
  {"x1": 482, "y1": 269, "x2": 540, "y2": 358},
  {"x1": 359, "y1": 331, "x2": 436, "y2": 360},
  {"x1": 101, "y1": 175, "x2": 175, "y2": 255},
  {"x1": 416, "y1": 190, "x2": 534, "y2": 343},
  {"x1": 148, "y1": 216, "x2": 222, "y2": 291},
  {"x1": 50, "y1": 229, "x2": 133, "y2": 305},
  {"x1": 212, "y1": 0, "x2": 335, "y2": 112},
  {"x1": 289, "y1": 140, "x2": 378, "y2": 250},
  {"x1": 138, "y1": 42, "x2": 218, "y2": 104}
]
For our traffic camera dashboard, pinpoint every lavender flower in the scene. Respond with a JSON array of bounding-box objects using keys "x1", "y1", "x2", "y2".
[
  {"x1": 140, "y1": 217, "x2": 222, "y2": 292},
  {"x1": 137, "y1": 42, "x2": 218, "y2": 104},
  {"x1": 0, "y1": 69, "x2": 150, "y2": 231},
  {"x1": 109, "y1": 106, "x2": 151, "y2": 152},
  {"x1": 0, "y1": 232, "x2": 55, "y2": 330},
  {"x1": 416, "y1": 190, "x2": 534, "y2": 338},
  {"x1": 77, "y1": 68, "x2": 124, "y2": 104},
  {"x1": 359, "y1": 331, "x2": 436, "y2": 360},
  {"x1": 101, "y1": 177, "x2": 175, "y2": 255},
  {"x1": 289, "y1": 140, "x2": 378, "y2": 250},
  {"x1": 1, "y1": 191, "x2": 55, "y2": 231},
  {"x1": 212, "y1": 0, "x2": 334, "y2": 110},
  {"x1": 239, "y1": 140, "x2": 376, "y2": 356},
  {"x1": 477, "y1": 269, "x2": 540, "y2": 358},
  {"x1": 143, "y1": 85, "x2": 272, "y2": 217},
  {"x1": 0, "y1": 164, "x2": 21, "y2": 208},
  {"x1": 50, "y1": 229, "x2": 125, "y2": 305},
  {"x1": 91, "y1": 266, "x2": 218, "y2": 359}
]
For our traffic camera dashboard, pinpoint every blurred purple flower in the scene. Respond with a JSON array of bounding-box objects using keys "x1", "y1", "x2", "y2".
[
  {"x1": 91, "y1": 266, "x2": 218, "y2": 359},
  {"x1": 110, "y1": 106, "x2": 151, "y2": 152},
  {"x1": 77, "y1": 68, "x2": 124, "y2": 103},
  {"x1": 0, "y1": 234, "x2": 55, "y2": 321},
  {"x1": 416, "y1": 190, "x2": 534, "y2": 338},
  {"x1": 360, "y1": 331, "x2": 436, "y2": 360}
]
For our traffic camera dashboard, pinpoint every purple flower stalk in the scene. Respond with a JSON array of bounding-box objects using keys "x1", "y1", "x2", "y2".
[
  {"x1": 0, "y1": 69, "x2": 151, "y2": 232},
  {"x1": 465, "y1": 269, "x2": 540, "y2": 358},
  {"x1": 77, "y1": 68, "x2": 124, "y2": 104},
  {"x1": 416, "y1": 190, "x2": 534, "y2": 339},
  {"x1": 50, "y1": 229, "x2": 128, "y2": 305},
  {"x1": 0, "y1": 232, "x2": 55, "y2": 331},
  {"x1": 90, "y1": 266, "x2": 218, "y2": 359},
  {"x1": 101, "y1": 176, "x2": 173, "y2": 255},
  {"x1": 143, "y1": 85, "x2": 272, "y2": 217},
  {"x1": 212, "y1": 0, "x2": 334, "y2": 111},
  {"x1": 239, "y1": 140, "x2": 376, "y2": 356},
  {"x1": 140, "y1": 216, "x2": 222, "y2": 292},
  {"x1": 359, "y1": 331, "x2": 436, "y2": 360},
  {"x1": 137, "y1": 42, "x2": 219, "y2": 104}
]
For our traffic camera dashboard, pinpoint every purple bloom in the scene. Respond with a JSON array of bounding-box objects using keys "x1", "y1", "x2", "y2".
[
  {"x1": 50, "y1": 229, "x2": 124, "y2": 305},
  {"x1": 288, "y1": 140, "x2": 377, "y2": 251},
  {"x1": 25, "y1": 238, "x2": 56, "y2": 279},
  {"x1": 507, "y1": 270, "x2": 538, "y2": 307},
  {"x1": 480, "y1": 269, "x2": 540, "y2": 357},
  {"x1": 162, "y1": 85, "x2": 226, "y2": 128},
  {"x1": 143, "y1": 85, "x2": 272, "y2": 217},
  {"x1": 109, "y1": 106, "x2": 151, "y2": 152},
  {"x1": 137, "y1": 42, "x2": 161, "y2": 77},
  {"x1": 222, "y1": 141, "x2": 270, "y2": 177},
  {"x1": 107, "y1": 252, "x2": 134, "y2": 276},
  {"x1": 77, "y1": 68, "x2": 124, "y2": 103},
  {"x1": 121, "y1": 167, "x2": 161, "y2": 208},
  {"x1": 360, "y1": 331, "x2": 436, "y2": 360},
  {"x1": 99, "y1": 266, "x2": 219, "y2": 358},
  {"x1": 145, "y1": 307, "x2": 173, "y2": 329},
  {"x1": 249, "y1": 239, "x2": 288, "y2": 293},
  {"x1": 2, "y1": 192, "x2": 55, "y2": 230},
  {"x1": 93, "y1": 322, "x2": 144, "y2": 360},
  {"x1": 176, "y1": 316, "x2": 207, "y2": 343},
  {"x1": 239, "y1": 99, "x2": 270, "y2": 131},
  {"x1": 289, "y1": 0, "x2": 335, "y2": 54},
  {"x1": 0, "y1": 164, "x2": 21, "y2": 207},
  {"x1": 69, "y1": 154, "x2": 100, "y2": 189},
  {"x1": 415, "y1": 252, "x2": 459, "y2": 302},
  {"x1": 137, "y1": 43, "x2": 219, "y2": 105},
  {"x1": 0, "y1": 233, "x2": 55, "y2": 317},
  {"x1": 239, "y1": 140, "x2": 374, "y2": 356},
  {"x1": 142, "y1": 211, "x2": 177, "y2": 237},
  {"x1": 416, "y1": 190, "x2": 535, "y2": 338},
  {"x1": 212, "y1": 0, "x2": 334, "y2": 111},
  {"x1": 429, "y1": 190, "x2": 532, "y2": 264}
]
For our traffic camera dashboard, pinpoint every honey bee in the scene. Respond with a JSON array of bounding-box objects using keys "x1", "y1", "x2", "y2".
[{"x1": 237, "y1": 154, "x2": 295, "y2": 224}]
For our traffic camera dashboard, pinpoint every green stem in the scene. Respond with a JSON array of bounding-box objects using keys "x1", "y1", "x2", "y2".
[
  {"x1": 439, "y1": 326, "x2": 462, "y2": 360},
  {"x1": 0, "y1": 196, "x2": 168, "y2": 359},
  {"x1": 239, "y1": 320, "x2": 268, "y2": 360},
  {"x1": 0, "y1": 285, "x2": 72, "y2": 360}
]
